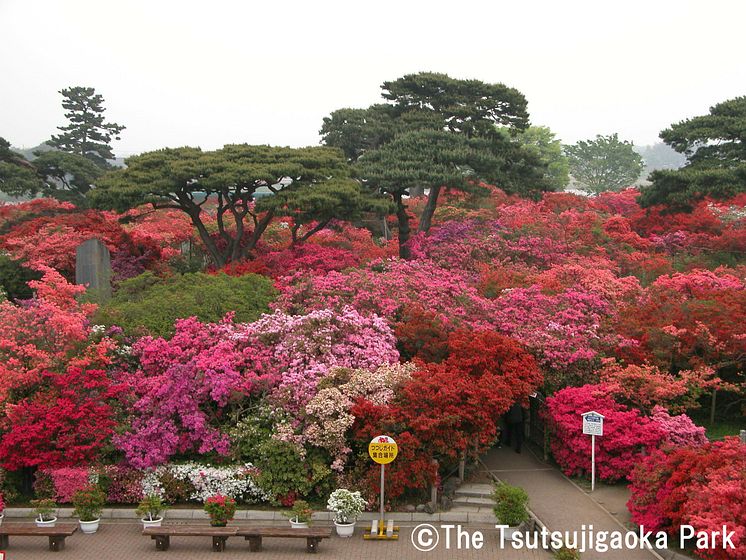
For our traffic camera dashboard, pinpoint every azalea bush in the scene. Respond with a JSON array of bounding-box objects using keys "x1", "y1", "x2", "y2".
[
  {"x1": 204, "y1": 494, "x2": 237, "y2": 526},
  {"x1": 628, "y1": 438, "x2": 745, "y2": 560},
  {"x1": 327, "y1": 489, "x2": 367, "y2": 523},
  {"x1": 545, "y1": 384, "x2": 665, "y2": 482}
]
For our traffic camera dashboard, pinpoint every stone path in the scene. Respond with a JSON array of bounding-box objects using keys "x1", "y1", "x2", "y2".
[{"x1": 480, "y1": 445, "x2": 661, "y2": 560}]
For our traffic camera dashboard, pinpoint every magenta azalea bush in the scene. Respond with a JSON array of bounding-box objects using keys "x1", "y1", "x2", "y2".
[{"x1": 545, "y1": 384, "x2": 665, "y2": 482}]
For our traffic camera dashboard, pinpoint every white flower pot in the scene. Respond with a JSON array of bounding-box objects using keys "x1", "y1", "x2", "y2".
[
  {"x1": 79, "y1": 518, "x2": 100, "y2": 534},
  {"x1": 289, "y1": 518, "x2": 309, "y2": 529},
  {"x1": 334, "y1": 520, "x2": 356, "y2": 537},
  {"x1": 142, "y1": 516, "x2": 163, "y2": 529},
  {"x1": 36, "y1": 516, "x2": 57, "y2": 528}
]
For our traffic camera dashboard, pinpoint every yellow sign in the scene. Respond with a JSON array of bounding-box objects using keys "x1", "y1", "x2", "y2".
[{"x1": 368, "y1": 435, "x2": 398, "y2": 464}]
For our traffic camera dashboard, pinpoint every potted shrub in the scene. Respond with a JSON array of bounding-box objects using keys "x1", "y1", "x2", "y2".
[
  {"x1": 492, "y1": 481, "x2": 530, "y2": 541},
  {"x1": 31, "y1": 498, "x2": 58, "y2": 528},
  {"x1": 136, "y1": 494, "x2": 168, "y2": 528},
  {"x1": 327, "y1": 489, "x2": 366, "y2": 537},
  {"x1": 283, "y1": 499, "x2": 312, "y2": 529},
  {"x1": 72, "y1": 485, "x2": 105, "y2": 534},
  {"x1": 0, "y1": 492, "x2": 4, "y2": 526},
  {"x1": 204, "y1": 495, "x2": 237, "y2": 527}
]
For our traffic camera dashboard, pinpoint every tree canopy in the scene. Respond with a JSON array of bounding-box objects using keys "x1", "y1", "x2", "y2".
[
  {"x1": 516, "y1": 126, "x2": 570, "y2": 191},
  {"x1": 355, "y1": 129, "x2": 548, "y2": 258},
  {"x1": 639, "y1": 96, "x2": 746, "y2": 208},
  {"x1": 49, "y1": 86, "x2": 125, "y2": 168},
  {"x1": 381, "y1": 72, "x2": 529, "y2": 136},
  {"x1": 0, "y1": 137, "x2": 103, "y2": 204},
  {"x1": 322, "y1": 72, "x2": 549, "y2": 258},
  {"x1": 565, "y1": 133, "x2": 643, "y2": 195},
  {"x1": 92, "y1": 144, "x2": 380, "y2": 266}
]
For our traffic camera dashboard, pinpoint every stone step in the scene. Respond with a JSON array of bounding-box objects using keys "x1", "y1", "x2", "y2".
[
  {"x1": 453, "y1": 483, "x2": 494, "y2": 499},
  {"x1": 452, "y1": 496, "x2": 495, "y2": 507}
]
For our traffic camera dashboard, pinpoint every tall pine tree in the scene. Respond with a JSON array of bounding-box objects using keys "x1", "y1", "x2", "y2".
[{"x1": 49, "y1": 86, "x2": 125, "y2": 168}]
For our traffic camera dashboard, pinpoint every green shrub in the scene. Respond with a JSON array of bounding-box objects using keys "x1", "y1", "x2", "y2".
[
  {"x1": 72, "y1": 485, "x2": 105, "y2": 521},
  {"x1": 492, "y1": 481, "x2": 530, "y2": 526},
  {"x1": 554, "y1": 546, "x2": 581, "y2": 560},
  {"x1": 0, "y1": 255, "x2": 41, "y2": 301},
  {"x1": 97, "y1": 271, "x2": 276, "y2": 337}
]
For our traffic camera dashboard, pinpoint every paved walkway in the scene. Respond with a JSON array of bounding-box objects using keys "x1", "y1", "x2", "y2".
[
  {"x1": 0, "y1": 519, "x2": 550, "y2": 559},
  {"x1": 481, "y1": 445, "x2": 659, "y2": 560}
]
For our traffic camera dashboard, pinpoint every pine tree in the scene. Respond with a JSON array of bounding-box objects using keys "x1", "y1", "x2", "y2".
[{"x1": 49, "y1": 86, "x2": 125, "y2": 168}]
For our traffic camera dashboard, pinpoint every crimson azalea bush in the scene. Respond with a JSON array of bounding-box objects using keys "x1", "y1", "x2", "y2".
[
  {"x1": 628, "y1": 438, "x2": 745, "y2": 560},
  {"x1": 0, "y1": 367, "x2": 125, "y2": 469},
  {"x1": 204, "y1": 494, "x2": 237, "y2": 526}
]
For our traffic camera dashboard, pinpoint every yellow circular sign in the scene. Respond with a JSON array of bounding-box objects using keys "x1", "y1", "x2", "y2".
[{"x1": 368, "y1": 435, "x2": 398, "y2": 464}]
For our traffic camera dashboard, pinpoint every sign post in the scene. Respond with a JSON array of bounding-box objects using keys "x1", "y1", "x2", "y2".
[
  {"x1": 364, "y1": 435, "x2": 399, "y2": 541},
  {"x1": 581, "y1": 411, "x2": 604, "y2": 492}
]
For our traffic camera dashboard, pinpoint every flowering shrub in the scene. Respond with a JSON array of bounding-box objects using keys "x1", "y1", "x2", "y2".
[
  {"x1": 598, "y1": 360, "x2": 719, "y2": 414},
  {"x1": 628, "y1": 438, "x2": 745, "y2": 560},
  {"x1": 158, "y1": 463, "x2": 268, "y2": 503},
  {"x1": 204, "y1": 494, "x2": 237, "y2": 526},
  {"x1": 649, "y1": 406, "x2": 708, "y2": 447},
  {"x1": 303, "y1": 363, "x2": 414, "y2": 470},
  {"x1": 545, "y1": 384, "x2": 665, "y2": 482},
  {"x1": 327, "y1": 488, "x2": 367, "y2": 523},
  {"x1": 0, "y1": 367, "x2": 125, "y2": 469}
]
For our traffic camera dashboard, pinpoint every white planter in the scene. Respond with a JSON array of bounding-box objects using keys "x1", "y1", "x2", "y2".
[
  {"x1": 142, "y1": 516, "x2": 163, "y2": 529},
  {"x1": 334, "y1": 520, "x2": 356, "y2": 537},
  {"x1": 36, "y1": 516, "x2": 57, "y2": 528},
  {"x1": 79, "y1": 518, "x2": 100, "y2": 534},
  {"x1": 289, "y1": 518, "x2": 309, "y2": 529},
  {"x1": 0, "y1": 513, "x2": 4, "y2": 526}
]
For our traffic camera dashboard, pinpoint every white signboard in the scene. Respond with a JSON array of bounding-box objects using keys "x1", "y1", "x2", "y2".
[{"x1": 582, "y1": 411, "x2": 604, "y2": 436}]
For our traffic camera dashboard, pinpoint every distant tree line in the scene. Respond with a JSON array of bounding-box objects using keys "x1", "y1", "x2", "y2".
[{"x1": 1, "y1": 80, "x2": 743, "y2": 265}]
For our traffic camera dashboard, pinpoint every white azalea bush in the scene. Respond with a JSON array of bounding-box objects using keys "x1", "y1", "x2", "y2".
[
  {"x1": 141, "y1": 462, "x2": 269, "y2": 503},
  {"x1": 327, "y1": 488, "x2": 367, "y2": 524}
]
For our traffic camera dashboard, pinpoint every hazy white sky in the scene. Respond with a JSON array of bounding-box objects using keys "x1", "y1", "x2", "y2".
[{"x1": 1, "y1": 0, "x2": 745, "y2": 157}]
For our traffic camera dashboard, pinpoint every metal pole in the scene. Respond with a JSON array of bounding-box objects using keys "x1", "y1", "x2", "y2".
[
  {"x1": 379, "y1": 464, "x2": 385, "y2": 535},
  {"x1": 591, "y1": 434, "x2": 595, "y2": 492}
]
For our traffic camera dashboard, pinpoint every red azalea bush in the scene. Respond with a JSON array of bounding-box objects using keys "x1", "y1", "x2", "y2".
[
  {"x1": 628, "y1": 438, "x2": 745, "y2": 560},
  {"x1": 204, "y1": 494, "x2": 237, "y2": 526},
  {"x1": 545, "y1": 384, "x2": 665, "y2": 482},
  {"x1": 0, "y1": 367, "x2": 125, "y2": 469}
]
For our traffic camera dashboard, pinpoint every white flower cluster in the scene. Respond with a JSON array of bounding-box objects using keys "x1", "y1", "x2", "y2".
[
  {"x1": 140, "y1": 462, "x2": 270, "y2": 503},
  {"x1": 327, "y1": 488, "x2": 367, "y2": 523},
  {"x1": 91, "y1": 324, "x2": 107, "y2": 335}
]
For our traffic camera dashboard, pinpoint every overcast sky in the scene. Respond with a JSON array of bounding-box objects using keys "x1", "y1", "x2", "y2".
[{"x1": 1, "y1": 0, "x2": 745, "y2": 157}]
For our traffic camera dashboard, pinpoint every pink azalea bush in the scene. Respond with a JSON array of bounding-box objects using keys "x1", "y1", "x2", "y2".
[
  {"x1": 649, "y1": 406, "x2": 708, "y2": 447},
  {"x1": 116, "y1": 308, "x2": 398, "y2": 468}
]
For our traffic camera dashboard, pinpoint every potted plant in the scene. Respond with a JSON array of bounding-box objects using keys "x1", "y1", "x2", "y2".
[
  {"x1": 204, "y1": 495, "x2": 237, "y2": 527},
  {"x1": 0, "y1": 492, "x2": 4, "y2": 526},
  {"x1": 72, "y1": 485, "x2": 105, "y2": 534},
  {"x1": 492, "y1": 481, "x2": 530, "y2": 541},
  {"x1": 327, "y1": 489, "x2": 366, "y2": 537},
  {"x1": 31, "y1": 498, "x2": 58, "y2": 528},
  {"x1": 136, "y1": 494, "x2": 168, "y2": 528},
  {"x1": 283, "y1": 499, "x2": 312, "y2": 529}
]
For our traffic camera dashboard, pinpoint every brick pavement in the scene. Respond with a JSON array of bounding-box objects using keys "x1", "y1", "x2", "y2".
[
  {"x1": 481, "y1": 445, "x2": 661, "y2": 560},
  {"x1": 0, "y1": 520, "x2": 552, "y2": 560}
]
